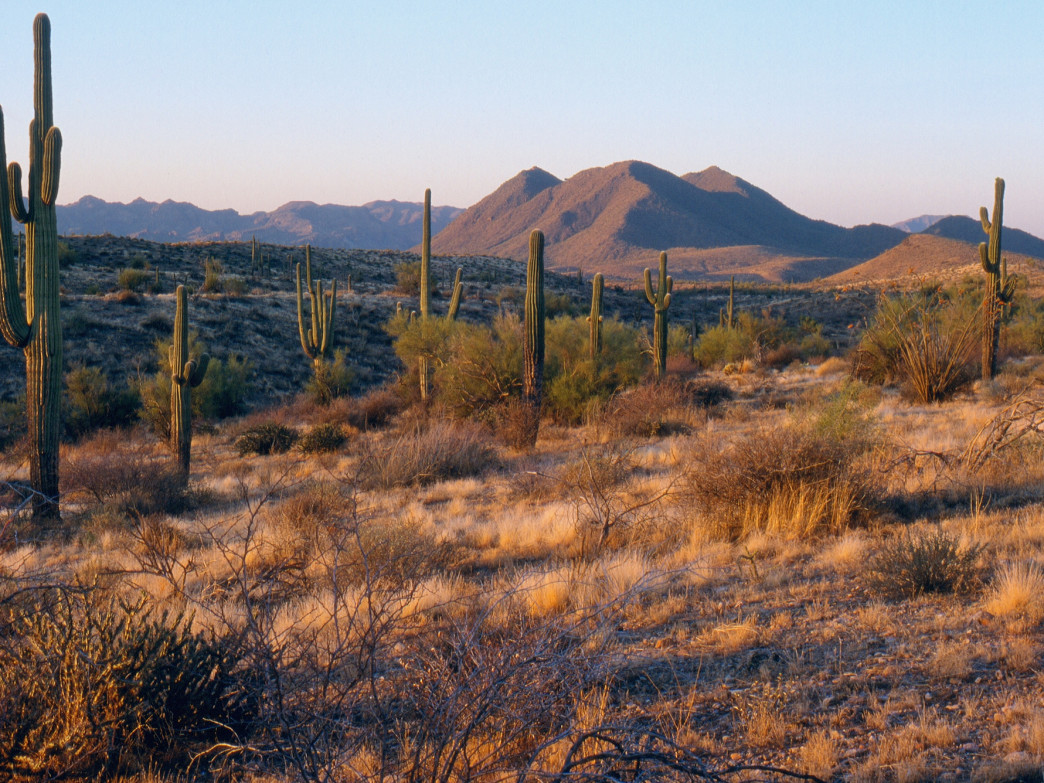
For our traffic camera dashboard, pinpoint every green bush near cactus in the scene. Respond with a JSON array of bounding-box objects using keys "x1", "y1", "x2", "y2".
[
  {"x1": 63, "y1": 365, "x2": 140, "y2": 440},
  {"x1": 117, "y1": 267, "x2": 151, "y2": 292},
  {"x1": 299, "y1": 422, "x2": 349, "y2": 454},
  {"x1": 235, "y1": 422, "x2": 298, "y2": 456}
]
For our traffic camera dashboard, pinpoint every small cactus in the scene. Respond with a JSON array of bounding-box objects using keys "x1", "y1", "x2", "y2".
[
  {"x1": 980, "y1": 177, "x2": 1017, "y2": 380},
  {"x1": 644, "y1": 252, "x2": 672, "y2": 379},
  {"x1": 587, "y1": 272, "x2": 604, "y2": 359},
  {"x1": 170, "y1": 285, "x2": 209, "y2": 478},
  {"x1": 523, "y1": 230, "x2": 545, "y2": 448}
]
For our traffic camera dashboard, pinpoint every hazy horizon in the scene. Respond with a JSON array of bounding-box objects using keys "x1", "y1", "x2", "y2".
[{"x1": 2, "y1": 2, "x2": 1042, "y2": 233}]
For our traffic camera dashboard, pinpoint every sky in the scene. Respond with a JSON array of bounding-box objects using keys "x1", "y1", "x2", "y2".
[{"x1": 1, "y1": 2, "x2": 1043, "y2": 234}]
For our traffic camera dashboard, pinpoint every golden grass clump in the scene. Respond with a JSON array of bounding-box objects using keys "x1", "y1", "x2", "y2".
[{"x1": 983, "y1": 560, "x2": 1044, "y2": 625}]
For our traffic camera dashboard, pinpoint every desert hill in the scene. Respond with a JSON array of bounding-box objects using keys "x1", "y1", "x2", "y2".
[
  {"x1": 55, "y1": 196, "x2": 463, "y2": 250},
  {"x1": 824, "y1": 233, "x2": 1044, "y2": 289},
  {"x1": 430, "y1": 161, "x2": 907, "y2": 281},
  {"x1": 922, "y1": 215, "x2": 1044, "y2": 258},
  {"x1": 892, "y1": 214, "x2": 947, "y2": 233}
]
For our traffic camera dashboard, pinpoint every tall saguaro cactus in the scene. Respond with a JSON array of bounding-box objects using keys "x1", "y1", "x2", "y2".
[
  {"x1": 980, "y1": 178, "x2": 1016, "y2": 380},
  {"x1": 726, "y1": 275, "x2": 735, "y2": 329},
  {"x1": 417, "y1": 189, "x2": 465, "y2": 398},
  {"x1": 446, "y1": 267, "x2": 463, "y2": 321},
  {"x1": 523, "y1": 230, "x2": 545, "y2": 448},
  {"x1": 588, "y1": 272, "x2": 604, "y2": 359},
  {"x1": 296, "y1": 244, "x2": 337, "y2": 377},
  {"x1": 644, "y1": 251, "x2": 672, "y2": 379},
  {"x1": 0, "y1": 14, "x2": 63, "y2": 519},
  {"x1": 170, "y1": 285, "x2": 209, "y2": 478}
]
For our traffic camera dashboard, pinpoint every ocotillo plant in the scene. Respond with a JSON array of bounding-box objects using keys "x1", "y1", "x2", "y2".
[
  {"x1": 644, "y1": 252, "x2": 672, "y2": 379},
  {"x1": 170, "y1": 285, "x2": 209, "y2": 479},
  {"x1": 523, "y1": 230, "x2": 545, "y2": 448},
  {"x1": 296, "y1": 244, "x2": 337, "y2": 381},
  {"x1": 0, "y1": 14, "x2": 63, "y2": 519},
  {"x1": 588, "y1": 272, "x2": 604, "y2": 359},
  {"x1": 980, "y1": 177, "x2": 1016, "y2": 380}
]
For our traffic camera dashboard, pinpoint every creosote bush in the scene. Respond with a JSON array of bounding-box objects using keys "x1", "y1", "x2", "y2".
[
  {"x1": 235, "y1": 421, "x2": 298, "y2": 456},
  {"x1": 299, "y1": 422, "x2": 349, "y2": 454},
  {"x1": 866, "y1": 529, "x2": 985, "y2": 598}
]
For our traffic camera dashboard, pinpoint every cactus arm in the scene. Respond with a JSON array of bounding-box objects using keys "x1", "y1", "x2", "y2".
[
  {"x1": 295, "y1": 263, "x2": 316, "y2": 359},
  {"x1": 643, "y1": 267, "x2": 656, "y2": 305},
  {"x1": 979, "y1": 243, "x2": 990, "y2": 273},
  {"x1": 41, "y1": 127, "x2": 61, "y2": 205},
  {"x1": 979, "y1": 206, "x2": 992, "y2": 235},
  {"x1": 320, "y1": 281, "x2": 336, "y2": 355},
  {"x1": 0, "y1": 111, "x2": 30, "y2": 347},
  {"x1": 187, "y1": 354, "x2": 210, "y2": 387},
  {"x1": 446, "y1": 267, "x2": 463, "y2": 321},
  {"x1": 8, "y1": 163, "x2": 29, "y2": 224}
]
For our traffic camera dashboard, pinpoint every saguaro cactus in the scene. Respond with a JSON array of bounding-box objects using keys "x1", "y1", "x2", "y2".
[
  {"x1": 644, "y1": 251, "x2": 672, "y2": 379},
  {"x1": 296, "y1": 244, "x2": 337, "y2": 376},
  {"x1": 726, "y1": 275, "x2": 735, "y2": 329},
  {"x1": 980, "y1": 178, "x2": 1016, "y2": 380},
  {"x1": 446, "y1": 267, "x2": 463, "y2": 321},
  {"x1": 417, "y1": 189, "x2": 464, "y2": 397},
  {"x1": 523, "y1": 230, "x2": 545, "y2": 448},
  {"x1": 170, "y1": 285, "x2": 209, "y2": 478},
  {"x1": 588, "y1": 272, "x2": 604, "y2": 359},
  {"x1": 0, "y1": 14, "x2": 63, "y2": 519}
]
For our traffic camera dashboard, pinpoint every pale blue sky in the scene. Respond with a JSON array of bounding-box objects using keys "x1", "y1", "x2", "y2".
[{"x1": 2, "y1": 2, "x2": 1042, "y2": 233}]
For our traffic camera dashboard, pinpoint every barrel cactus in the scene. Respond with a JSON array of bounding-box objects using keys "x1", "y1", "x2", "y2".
[
  {"x1": 170, "y1": 285, "x2": 210, "y2": 478},
  {"x1": 644, "y1": 252, "x2": 672, "y2": 379},
  {"x1": 0, "y1": 14, "x2": 63, "y2": 519}
]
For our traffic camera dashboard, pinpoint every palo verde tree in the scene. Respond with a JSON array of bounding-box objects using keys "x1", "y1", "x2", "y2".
[
  {"x1": 979, "y1": 177, "x2": 1017, "y2": 380},
  {"x1": 0, "y1": 14, "x2": 63, "y2": 519}
]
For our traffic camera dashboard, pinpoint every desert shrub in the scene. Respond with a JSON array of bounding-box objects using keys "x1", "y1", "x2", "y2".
[
  {"x1": 598, "y1": 379, "x2": 700, "y2": 438},
  {"x1": 139, "y1": 332, "x2": 252, "y2": 438},
  {"x1": 117, "y1": 266, "x2": 151, "y2": 292},
  {"x1": 361, "y1": 419, "x2": 498, "y2": 488},
  {"x1": 306, "y1": 348, "x2": 355, "y2": 405},
  {"x1": 222, "y1": 275, "x2": 248, "y2": 296},
  {"x1": 544, "y1": 316, "x2": 645, "y2": 424},
  {"x1": 388, "y1": 311, "x2": 464, "y2": 402},
  {"x1": 57, "y1": 240, "x2": 77, "y2": 267},
  {"x1": 299, "y1": 422, "x2": 348, "y2": 454},
  {"x1": 853, "y1": 288, "x2": 980, "y2": 401},
  {"x1": 694, "y1": 322, "x2": 758, "y2": 367},
  {"x1": 62, "y1": 431, "x2": 189, "y2": 515},
  {"x1": 687, "y1": 377, "x2": 734, "y2": 408},
  {"x1": 1001, "y1": 292, "x2": 1044, "y2": 358},
  {"x1": 328, "y1": 383, "x2": 404, "y2": 431},
  {"x1": 545, "y1": 291, "x2": 577, "y2": 318},
  {"x1": 394, "y1": 260, "x2": 433, "y2": 297},
  {"x1": 235, "y1": 422, "x2": 298, "y2": 456},
  {"x1": 432, "y1": 314, "x2": 524, "y2": 419},
  {"x1": 199, "y1": 257, "x2": 223, "y2": 293},
  {"x1": 866, "y1": 529, "x2": 984, "y2": 598},
  {"x1": 0, "y1": 590, "x2": 246, "y2": 778},
  {"x1": 63, "y1": 365, "x2": 140, "y2": 440},
  {"x1": 684, "y1": 400, "x2": 877, "y2": 539}
]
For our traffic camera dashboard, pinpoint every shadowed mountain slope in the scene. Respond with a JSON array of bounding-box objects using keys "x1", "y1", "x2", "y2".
[
  {"x1": 922, "y1": 215, "x2": 1044, "y2": 258},
  {"x1": 430, "y1": 161, "x2": 906, "y2": 279},
  {"x1": 56, "y1": 196, "x2": 463, "y2": 250}
]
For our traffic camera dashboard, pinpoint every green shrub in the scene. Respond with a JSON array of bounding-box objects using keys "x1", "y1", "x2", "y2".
[
  {"x1": 306, "y1": 349, "x2": 355, "y2": 405},
  {"x1": 388, "y1": 312, "x2": 462, "y2": 402},
  {"x1": 117, "y1": 267, "x2": 151, "y2": 292},
  {"x1": 64, "y1": 365, "x2": 140, "y2": 440},
  {"x1": 235, "y1": 422, "x2": 298, "y2": 456},
  {"x1": 694, "y1": 322, "x2": 758, "y2": 367},
  {"x1": 199, "y1": 257, "x2": 223, "y2": 293},
  {"x1": 394, "y1": 260, "x2": 432, "y2": 297},
  {"x1": 299, "y1": 422, "x2": 348, "y2": 454},
  {"x1": 430, "y1": 315, "x2": 524, "y2": 419},
  {"x1": 866, "y1": 529, "x2": 984, "y2": 598},
  {"x1": 0, "y1": 398, "x2": 26, "y2": 452},
  {"x1": 0, "y1": 591, "x2": 247, "y2": 778}
]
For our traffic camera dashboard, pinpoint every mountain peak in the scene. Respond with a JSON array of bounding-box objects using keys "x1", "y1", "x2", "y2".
[{"x1": 683, "y1": 165, "x2": 748, "y2": 195}]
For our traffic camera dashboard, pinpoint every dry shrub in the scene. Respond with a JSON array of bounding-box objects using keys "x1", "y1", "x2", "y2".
[
  {"x1": 361, "y1": 419, "x2": 498, "y2": 488},
  {"x1": 983, "y1": 561, "x2": 1044, "y2": 624},
  {"x1": 327, "y1": 383, "x2": 404, "y2": 431},
  {"x1": 234, "y1": 421, "x2": 298, "y2": 456},
  {"x1": 684, "y1": 420, "x2": 875, "y2": 540},
  {"x1": 0, "y1": 589, "x2": 247, "y2": 779},
  {"x1": 866, "y1": 529, "x2": 984, "y2": 598},
  {"x1": 298, "y1": 422, "x2": 350, "y2": 454},
  {"x1": 485, "y1": 397, "x2": 539, "y2": 450},
  {"x1": 598, "y1": 379, "x2": 700, "y2": 438},
  {"x1": 62, "y1": 431, "x2": 188, "y2": 516}
]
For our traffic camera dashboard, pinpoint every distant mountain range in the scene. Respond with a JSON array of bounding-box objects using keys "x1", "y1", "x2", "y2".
[
  {"x1": 56, "y1": 196, "x2": 463, "y2": 250},
  {"x1": 54, "y1": 162, "x2": 1044, "y2": 283}
]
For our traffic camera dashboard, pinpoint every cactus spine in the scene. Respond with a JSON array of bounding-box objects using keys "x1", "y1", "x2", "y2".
[
  {"x1": 980, "y1": 178, "x2": 1016, "y2": 380},
  {"x1": 170, "y1": 285, "x2": 209, "y2": 478},
  {"x1": 588, "y1": 272, "x2": 604, "y2": 359},
  {"x1": 296, "y1": 244, "x2": 337, "y2": 376},
  {"x1": 644, "y1": 252, "x2": 672, "y2": 379},
  {"x1": 0, "y1": 15, "x2": 63, "y2": 519},
  {"x1": 523, "y1": 230, "x2": 545, "y2": 448}
]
